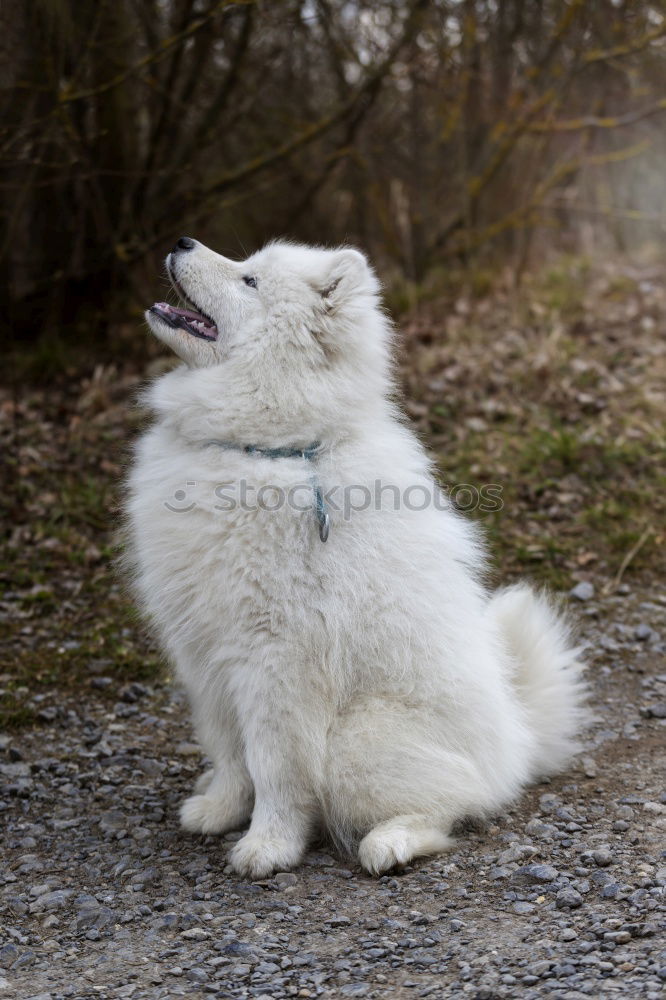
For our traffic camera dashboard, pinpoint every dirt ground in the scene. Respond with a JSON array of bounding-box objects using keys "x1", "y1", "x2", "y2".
[
  {"x1": 1, "y1": 585, "x2": 664, "y2": 999},
  {"x1": 1, "y1": 256, "x2": 664, "y2": 998}
]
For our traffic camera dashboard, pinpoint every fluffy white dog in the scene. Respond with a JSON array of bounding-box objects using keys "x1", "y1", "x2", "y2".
[{"x1": 125, "y1": 237, "x2": 586, "y2": 878}]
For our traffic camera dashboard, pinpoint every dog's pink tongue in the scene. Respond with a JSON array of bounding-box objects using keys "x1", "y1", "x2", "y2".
[{"x1": 155, "y1": 302, "x2": 205, "y2": 322}]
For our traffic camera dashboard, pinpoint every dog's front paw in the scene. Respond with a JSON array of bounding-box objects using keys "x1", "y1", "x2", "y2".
[
  {"x1": 180, "y1": 794, "x2": 240, "y2": 836},
  {"x1": 228, "y1": 834, "x2": 303, "y2": 879}
]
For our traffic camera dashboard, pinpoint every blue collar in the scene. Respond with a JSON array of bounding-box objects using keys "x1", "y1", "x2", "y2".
[{"x1": 202, "y1": 439, "x2": 330, "y2": 543}]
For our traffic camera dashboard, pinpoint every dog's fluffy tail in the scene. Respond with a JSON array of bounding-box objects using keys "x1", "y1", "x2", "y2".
[{"x1": 488, "y1": 584, "x2": 588, "y2": 780}]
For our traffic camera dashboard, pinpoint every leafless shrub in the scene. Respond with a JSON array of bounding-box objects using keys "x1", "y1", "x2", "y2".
[{"x1": 2, "y1": 0, "x2": 665, "y2": 337}]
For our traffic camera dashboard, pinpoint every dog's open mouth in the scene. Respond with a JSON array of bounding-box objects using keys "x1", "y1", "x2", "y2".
[
  {"x1": 149, "y1": 255, "x2": 219, "y2": 342},
  {"x1": 149, "y1": 301, "x2": 218, "y2": 341}
]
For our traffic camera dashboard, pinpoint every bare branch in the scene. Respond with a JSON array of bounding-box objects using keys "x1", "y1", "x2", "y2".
[
  {"x1": 57, "y1": 0, "x2": 253, "y2": 104},
  {"x1": 179, "y1": 0, "x2": 430, "y2": 209},
  {"x1": 529, "y1": 98, "x2": 666, "y2": 132},
  {"x1": 583, "y1": 22, "x2": 666, "y2": 66},
  {"x1": 445, "y1": 139, "x2": 653, "y2": 256},
  {"x1": 170, "y1": 4, "x2": 256, "y2": 173}
]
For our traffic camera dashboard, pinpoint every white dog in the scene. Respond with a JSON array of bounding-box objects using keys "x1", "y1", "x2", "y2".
[{"x1": 125, "y1": 237, "x2": 586, "y2": 878}]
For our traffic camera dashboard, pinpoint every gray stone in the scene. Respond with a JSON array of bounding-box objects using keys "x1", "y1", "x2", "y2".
[
  {"x1": 99, "y1": 811, "x2": 127, "y2": 835},
  {"x1": 28, "y1": 889, "x2": 74, "y2": 913},
  {"x1": 513, "y1": 863, "x2": 559, "y2": 884},
  {"x1": 274, "y1": 871, "x2": 298, "y2": 887},
  {"x1": 570, "y1": 582, "x2": 594, "y2": 601},
  {"x1": 76, "y1": 905, "x2": 115, "y2": 931},
  {"x1": 180, "y1": 927, "x2": 210, "y2": 940},
  {"x1": 0, "y1": 944, "x2": 18, "y2": 967},
  {"x1": 513, "y1": 902, "x2": 535, "y2": 914},
  {"x1": 11, "y1": 951, "x2": 37, "y2": 969},
  {"x1": 0, "y1": 762, "x2": 31, "y2": 778},
  {"x1": 556, "y1": 888, "x2": 583, "y2": 909},
  {"x1": 185, "y1": 968, "x2": 208, "y2": 984},
  {"x1": 498, "y1": 843, "x2": 537, "y2": 865},
  {"x1": 582, "y1": 757, "x2": 598, "y2": 778}
]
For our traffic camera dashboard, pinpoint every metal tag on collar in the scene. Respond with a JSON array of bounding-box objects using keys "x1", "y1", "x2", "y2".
[{"x1": 312, "y1": 482, "x2": 329, "y2": 543}]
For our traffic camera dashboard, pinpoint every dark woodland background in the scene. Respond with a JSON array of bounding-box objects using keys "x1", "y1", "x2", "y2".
[
  {"x1": 1, "y1": 1, "x2": 664, "y2": 721},
  {"x1": 3, "y1": 0, "x2": 666, "y2": 340}
]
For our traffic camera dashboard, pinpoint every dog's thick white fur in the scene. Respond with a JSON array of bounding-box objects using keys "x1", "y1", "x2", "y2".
[{"x1": 125, "y1": 238, "x2": 587, "y2": 878}]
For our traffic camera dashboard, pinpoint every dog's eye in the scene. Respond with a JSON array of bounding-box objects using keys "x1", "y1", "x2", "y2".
[{"x1": 243, "y1": 275, "x2": 258, "y2": 288}]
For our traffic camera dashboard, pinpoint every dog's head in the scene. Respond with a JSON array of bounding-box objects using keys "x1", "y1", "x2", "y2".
[
  {"x1": 148, "y1": 237, "x2": 386, "y2": 364},
  {"x1": 146, "y1": 238, "x2": 393, "y2": 440}
]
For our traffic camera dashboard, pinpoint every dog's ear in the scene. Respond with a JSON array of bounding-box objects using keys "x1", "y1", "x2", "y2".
[
  {"x1": 319, "y1": 248, "x2": 370, "y2": 313},
  {"x1": 309, "y1": 248, "x2": 377, "y2": 359}
]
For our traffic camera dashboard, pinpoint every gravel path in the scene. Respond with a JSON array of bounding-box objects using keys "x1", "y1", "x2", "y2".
[{"x1": 2, "y1": 586, "x2": 664, "y2": 1000}]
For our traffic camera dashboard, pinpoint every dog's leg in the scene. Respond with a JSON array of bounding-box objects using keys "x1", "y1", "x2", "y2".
[
  {"x1": 180, "y1": 763, "x2": 254, "y2": 836},
  {"x1": 180, "y1": 695, "x2": 254, "y2": 836},
  {"x1": 228, "y1": 796, "x2": 314, "y2": 879},
  {"x1": 358, "y1": 814, "x2": 453, "y2": 875},
  {"x1": 325, "y1": 696, "x2": 491, "y2": 875},
  {"x1": 227, "y1": 696, "x2": 318, "y2": 879}
]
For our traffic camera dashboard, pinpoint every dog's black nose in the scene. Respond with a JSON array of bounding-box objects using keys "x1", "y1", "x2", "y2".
[{"x1": 174, "y1": 236, "x2": 195, "y2": 251}]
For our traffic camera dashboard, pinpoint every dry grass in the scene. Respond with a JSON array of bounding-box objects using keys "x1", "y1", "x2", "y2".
[{"x1": 399, "y1": 255, "x2": 665, "y2": 589}]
